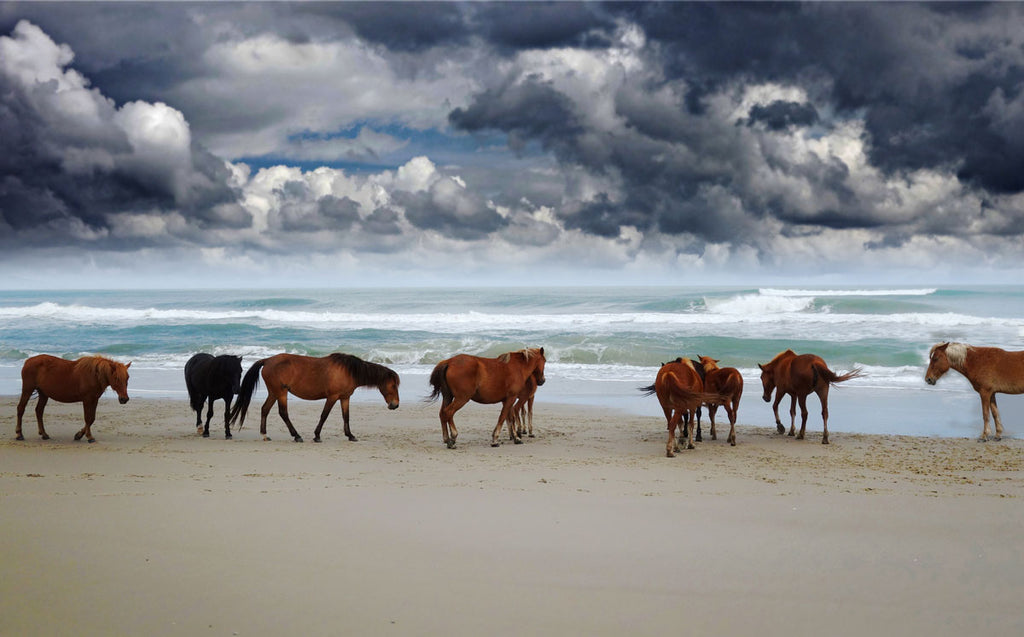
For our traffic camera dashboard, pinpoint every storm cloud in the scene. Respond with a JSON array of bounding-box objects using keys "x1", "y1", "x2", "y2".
[{"x1": 2, "y1": 3, "x2": 1024, "y2": 285}]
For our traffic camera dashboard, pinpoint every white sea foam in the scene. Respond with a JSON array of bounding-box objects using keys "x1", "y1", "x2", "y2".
[{"x1": 759, "y1": 288, "x2": 938, "y2": 297}]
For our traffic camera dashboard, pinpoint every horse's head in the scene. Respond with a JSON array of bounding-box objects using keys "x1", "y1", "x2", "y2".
[
  {"x1": 758, "y1": 361, "x2": 775, "y2": 402},
  {"x1": 698, "y1": 356, "x2": 720, "y2": 371},
  {"x1": 109, "y1": 360, "x2": 131, "y2": 404},
  {"x1": 925, "y1": 342, "x2": 951, "y2": 385},
  {"x1": 379, "y1": 370, "x2": 400, "y2": 410},
  {"x1": 531, "y1": 347, "x2": 546, "y2": 386}
]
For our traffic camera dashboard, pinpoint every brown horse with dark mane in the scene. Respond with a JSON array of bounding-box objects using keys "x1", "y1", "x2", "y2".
[
  {"x1": 228, "y1": 353, "x2": 400, "y2": 442},
  {"x1": 925, "y1": 342, "x2": 1024, "y2": 441},
  {"x1": 427, "y1": 348, "x2": 546, "y2": 448},
  {"x1": 758, "y1": 350, "x2": 861, "y2": 444},
  {"x1": 698, "y1": 355, "x2": 743, "y2": 446},
  {"x1": 16, "y1": 354, "x2": 131, "y2": 443},
  {"x1": 640, "y1": 358, "x2": 725, "y2": 457}
]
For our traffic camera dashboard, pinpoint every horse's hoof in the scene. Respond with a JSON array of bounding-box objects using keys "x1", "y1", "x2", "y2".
[
  {"x1": 491, "y1": 441, "x2": 500, "y2": 447},
  {"x1": 74, "y1": 432, "x2": 84, "y2": 441},
  {"x1": 711, "y1": 434, "x2": 717, "y2": 441},
  {"x1": 686, "y1": 443, "x2": 695, "y2": 450},
  {"x1": 41, "y1": 434, "x2": 49, "y2": 440},
  {"x1": 15, "y1": 434, "x2": 24, "y2": 441},
  {"x1": 196, "y1": 427, "x2": 203, "y2": 435},
  {"x1": 88, "y1": 438, "x2": 96, "y2": 443},
  {"x1": 977, "y1": 437, "x2": 988, "y2": 443},
  {"x1": 730, "y1": 441, "x2": 736, "y2": 447},
  {"x1": 225, "y1": 433, "x2": 232, "y2": 440},
  {"x1": 293, "y1": 437, "x2": 303, "y2": 443},
  {"x1": 313, "y1": 437, "x2": 322, "y2": 443},
  {"x1": 514, "y1": 438, "x2": 523, "y2": 445},
  {"x1": 776, "y1": 424, "x2": 786, "y2": 434},
  {"x1": 202, "y1": 432, "x2": 210, "y2": 438},
  {"x1": 262, "y1": 436, "x2": 271, "y2": 442},
  {"x1": 347, "y1": 437, "x2": 358, "y2": 442},
  {"x1": 667, "y1": 450, "x2": 675, "y2": 458},
  {"x1": 446, "y1": 441, "x2": 456, "y2": 449},
  {"x1": 528, "y1": 434, "x2": 535, "y2": 438},
  {"x1": 995, "y1": 436, "x2": 1002, "y2": 442},
  {"x1": 821, "y1": 439, "x2": 829, "y2": 445}
]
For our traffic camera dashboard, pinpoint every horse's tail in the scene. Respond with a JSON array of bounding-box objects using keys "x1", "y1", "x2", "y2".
[
  {"x1": 638, "y1": 383, "x2": 657, "y2": 397},
  {"x1": 228, "y1": 359, "x2": 265, "y2": 429},
  {"x1": 814, "y1": 364, "x2": 863, "y2": 388},
  {"x1": 426, "y1": 360, "x2": 450, "y2": 403}
]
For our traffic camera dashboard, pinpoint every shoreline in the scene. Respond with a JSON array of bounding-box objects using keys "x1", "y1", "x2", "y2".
[{"x1": 2, "y1": 398, "x2": 1023, "y2": 636}]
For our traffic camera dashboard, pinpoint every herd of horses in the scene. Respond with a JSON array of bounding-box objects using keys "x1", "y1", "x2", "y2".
[{"x1": 11, "y1": 342, "x2": 1024, "y2": 453}]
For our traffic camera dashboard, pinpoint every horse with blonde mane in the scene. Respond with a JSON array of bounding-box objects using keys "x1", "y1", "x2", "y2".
[
  {"x1": 925, "y1": 342, "x2": 1024, "y2": 441},
  {"x1": 698, "y1": 355, "x2": 743, "y2": 446},
  {"x1": 427, "y1": 348, "x2": 546, "y2": 449},
  {"x1": 758, "y1": 350, "x2": 861, "y2": 444},
  {"x1": 16, "y1": 354, "x2": 131, "y2": 443}
]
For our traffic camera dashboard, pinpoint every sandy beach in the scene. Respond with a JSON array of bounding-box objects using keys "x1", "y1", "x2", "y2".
[{"x1": 2, "y1": 395, "x2": 1022, "y2": 637}]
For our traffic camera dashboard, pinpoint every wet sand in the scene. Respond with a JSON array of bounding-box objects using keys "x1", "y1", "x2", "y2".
[{"x1": 1, "y1": 396, "x2": 1022, "y2": 636}]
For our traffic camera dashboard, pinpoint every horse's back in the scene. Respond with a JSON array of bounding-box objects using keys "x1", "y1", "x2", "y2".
[
  {"x1": 976, "y1": 347, "x2": 1024, "y2": 393},
  {"x1": 707, "y1": 367, "x2": 743, "y2": 397}
]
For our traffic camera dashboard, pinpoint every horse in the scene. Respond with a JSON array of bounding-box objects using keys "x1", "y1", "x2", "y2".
[
  {"x1": 228, "y1": 353, "x2": 400, "y2": 442},
  {"x1": 184, "y1": 353, "x2": 243, "y2": 439},
  {"x1": 427, "y1": 348, "x2": 546, "y2": 449},
  {"x1": 925, "y1": 342, "x2": 1024, "y2": 441},
  {"x1": 15, "y1": 354, "x2": 131, "y2": 443},
  {"x1": 509, "y1": 374, "x2": 538, "y2": 439},
  {"x1": 758, "y1": 350, "x2": 861, "y2": 444},
  {"x1": 640, "y1": 358, "x2": 725, "y2": 457},
  {"x1": 698, "y1": 356, "x2": 744, "y2": 446}
]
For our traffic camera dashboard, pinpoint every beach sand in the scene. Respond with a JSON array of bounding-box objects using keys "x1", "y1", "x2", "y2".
[{"x1": 2, "y1": 395, "x2": 1023, "y2": 637}]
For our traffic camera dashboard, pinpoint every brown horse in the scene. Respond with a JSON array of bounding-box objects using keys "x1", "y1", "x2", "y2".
[
  {"x1": 758, "y1": 350, "x2": 861, "y2": 444},
  {"x1": 698, "y1": 356, "x2": 743, "y2": 446},
  {"x1": 640, "y1": 358, "x2": 724, "y2": 457},
  {"x1": 427, "y1": 348, "x2": 546, "y2": 448},
  {"x1": 509, "y1": 374, "x2": 538, "y2": 439},
  {"x1": 228, "y1": 353, "x2": 400, "y2": 442},
  {"x1": 925, "y1": 342, "x2": 1024, "y2": 441},
  {"x1": 16, "y1": 354, "x2": 131, "y2": 443}
]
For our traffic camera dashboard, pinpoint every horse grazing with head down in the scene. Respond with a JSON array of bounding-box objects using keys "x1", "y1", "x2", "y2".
[
  {"x1": 228, "y1": 353, "x2": 400, "y2": 442},
  {"x1": 925, "y1": 342, "x2": 1024, "y2": 441},
  {"x1": 16, "y1": 354, "x2": 131, "y2": 443},
  {"x1": 758, "y1": 350, "x2": 861, "y2": 444},
  {"x1": 427, "y1": 348, "x2": 546, "y2": 449},
  {"x1": 185, "y1": 353, "x2": 243, "y2": 439},
  {"x1": 698, "y1": 356, "x2": 743, "y2": 446},
  {"x1": 640, "y1": 358, "x2": 726, "y2": 457}
]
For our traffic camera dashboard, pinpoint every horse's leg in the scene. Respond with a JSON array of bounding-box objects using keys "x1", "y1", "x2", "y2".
[
  {"x1": 313, "y1": 398, "x2": 338, "y2": 443},
  {"x1": 76, "y1": 398, "x2": 98, "y2": 443},
  {"x1": 194, "y1": 396, "x2": 204, "y2": 435},
  {"x1": 34, "y1": 394, "x2": 51, "y2": 440},
  {"x1": 772, "y1": 392, "x2": 785, "y2": 434},
  {"x1": 978, "y1": 391, "x2": 993, "y2": 442},
  {"x1": 492, "y1": 398, "x2": 520, "y2": 447},
  {"x1": 989, "y1": 394, "x2": 1004, "y2": 441},
  {"x1": 526, "y1": 396, "x2": 534, "y2": 437},
  {"x1": 694, "y1": 407, "x2": 703, "y2": 443},
  {"x1": 340, "y1": 397, "x2": 357, "y2": 442},
  {"x1": 819, "y1": 386, "x2": 830, "y2": 445},
  {"x1": 440, "y1": 396, "x2": 468, "y2": 449},
  {"x1": 708, "y1": 404, "x2": 718, "y2": 441},
  {"x1": 795, "y1": 394, "x2": 809, "y2": 440},
  {"x1": 666, "y1": 411, "x2": 683, "y2": 457},
  {"x1": 259, "y1": 394, "x2": 276, "y2": 441},
  {"x1": 203, "y1": 396, "x2": 214, "y2": 437},
  {"x1": 275, "y1": 395, "x2": 303, "y2": 442},
  {"x1": 726, "y1": 400, "x2": 737, "y2": 446},
  {"x1": 15, "y1": 385, "x2": 34, "y2": 440},
  {"x1": 684, "y1": 409, "x2": 696, "y2": 450},
  {"x1": 222, "y1": 396, "x2": 233, "y2": 439},
  {"x1": 788, "y1": 394, "x2": 798, "y2": 436}
]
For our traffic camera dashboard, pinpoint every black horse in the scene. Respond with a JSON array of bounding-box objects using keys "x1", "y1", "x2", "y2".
[{"x1": 184, "y1": 353, "x2": 243, "y2": 438}]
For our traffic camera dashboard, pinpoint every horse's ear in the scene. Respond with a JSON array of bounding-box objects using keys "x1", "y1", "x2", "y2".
[
  {"x1": 539, "y1": 347, "x2": 544, "y2": 356},
  {"x1": 758, "y1": 363, "x2": 764, "y2": 370},
  {"x1": 126, "y1": 361, "x2": 132, "y2": 369}
]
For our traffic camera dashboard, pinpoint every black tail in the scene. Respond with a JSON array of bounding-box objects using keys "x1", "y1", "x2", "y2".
[
  {"x1": 638, "y1": 383, "x2": 657, "y2": 397},
  {"x1": 426, "y1": 361, "x2": 450, "y2": 403},
  {"x1": 228, "y1": 359, "x2": 265, "y2": 429}
]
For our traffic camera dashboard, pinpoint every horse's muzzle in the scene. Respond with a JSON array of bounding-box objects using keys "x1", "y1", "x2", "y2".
[
  {"x1": 388, "y1": 401, "x2": 399, "y2": 410},
  {"x1": 119, "y1": 396, "x2": 130, "y2": 404},
  {"x1": 925, "y1": 377, "x2": 936, "y2": 386},
  {"x1": 537, "y1": 377, "x2": 546, "y2": 386},
  {"x1": 762, "y1": 394, "x2": 771, "y2": 403}
]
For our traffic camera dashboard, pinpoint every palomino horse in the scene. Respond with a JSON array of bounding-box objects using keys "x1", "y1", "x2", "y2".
[
  {"x1": 758, "y1": 350, "x2": 861, "y2": 444},
  {"x1": 228, "y1": 353, "x2": 400, "y2": 442},
  {"x1": 925, "y1": 342, "x2": 1024, "y2": 441},
  {"x1": 640, "y1": 358, "x2": 724, "y2": 457},
  {"x1": 185, "y1": 353, "x2": 243, "y2": 439},
  {"x1": 16, "y1": 354, "x2": 131, "y2": 443},
  {"x1": 427, "y1": 348, "x2": 546, "y2": 448},
  {"x1": 698, "y1": 356, "x2": 743, "y2": 446}
]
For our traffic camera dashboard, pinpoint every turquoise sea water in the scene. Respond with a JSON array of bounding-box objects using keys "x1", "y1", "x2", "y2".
[{"x1": 2, "y1": 286, "x2": 1022, "y2": 439}]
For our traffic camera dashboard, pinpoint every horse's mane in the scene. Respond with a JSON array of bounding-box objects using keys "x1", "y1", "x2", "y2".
[
  {"x1": 328, "y1": 353, "x2": 399, "y2": 387},
  {"x1": 767, "y1": 349, "x2": 797, "y2": 365},
  {"x1": 497, "y1": 348, "x2": 543, "y2": 363},
  {"x1": 75, "y1": 356, "x2": 127, "y2": 383},
  {"x1": 944, "y1": 342, "x2": 971, "y2": 368}
]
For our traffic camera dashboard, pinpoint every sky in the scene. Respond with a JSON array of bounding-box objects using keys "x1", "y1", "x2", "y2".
[{"x1": 3, "y1": 2, "x2": 1024, "y2": 289}]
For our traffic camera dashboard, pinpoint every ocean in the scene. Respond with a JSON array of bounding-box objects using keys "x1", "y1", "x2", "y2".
[{"x1": 2, "y1": 286, "x2": 1023, "y2": 439}]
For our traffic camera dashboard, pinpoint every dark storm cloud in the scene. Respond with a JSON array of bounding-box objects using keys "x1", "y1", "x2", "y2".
[{"x1": 746, "y1": 101, "x2": 819, "y2": 131}]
